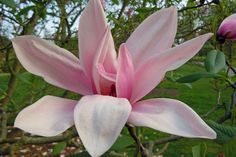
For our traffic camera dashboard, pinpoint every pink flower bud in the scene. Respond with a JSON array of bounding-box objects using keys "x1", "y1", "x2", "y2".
[{"x1": 217, "y1": 14, "x2": 236, "y2": 41}]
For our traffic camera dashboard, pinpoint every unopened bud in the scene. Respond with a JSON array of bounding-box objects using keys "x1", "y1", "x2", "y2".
[{"x1": 217, "y1": 14, "x2": 236, "y2": 42}]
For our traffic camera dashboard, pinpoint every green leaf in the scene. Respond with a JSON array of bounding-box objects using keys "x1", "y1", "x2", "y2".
[
  {"x1": 112, "y1": 0, "x2": 119, "y2": 5},
  {"x1": 0, "y1": 0, "x2": 16, "y2": 9},
  {"x1": 15, "y1": 73, "x2": 32, "y2": 85},
  {"x1": 110, "y1": 135, "x2": 134, "y2": 151},
  {"x1": 231, "y1": 106, "x2": 236, "y2": 123},
  {"x1": 223, "y1": 135, "x2": 236, "y2": 157},
  {"x1": 136, "y1": 7, "x2": 155, "y2": 13},
  {"x1": 206, "y1": 120, "x2": 236, "y2": 144},
  {"x1": 205, "y1": 50, "x2": 226, "y2": 73},
  {"x1": 176, "y1": 72, "x2": 218, "y2": 83},
  {"x1": 192, "y1": 143, "x2": 207, "y2": 157},
  {"x1": 52, "y1": 142, "x2": 67, "y2": 155}
]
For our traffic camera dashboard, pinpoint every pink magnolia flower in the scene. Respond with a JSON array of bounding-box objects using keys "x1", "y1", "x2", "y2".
[
  {"x1": 12, "y1": 0, "x2": 216, "y2": 156},
  {"x1": 217, "y1": 13, "x2": 236, "y2": 41}
]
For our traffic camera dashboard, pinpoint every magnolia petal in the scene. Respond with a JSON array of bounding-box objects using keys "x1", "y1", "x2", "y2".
[
  {"x1": 116, "y1": 44, "x2": 134, "y2": 99},
  {"x1": 130, "y1": 33, "x2": 212, "y2": 103},
  {"x1": 12, "y1": 36, "x2": 92, "y2": 95},
  {"x1": 97, "y1": 64, "x2": 116, "y2": 82},
  {"x1": 14, "y1": 96, "x2": 76, "y2": 137},
  {"x1": 129, "y1": 98, "x2": 216, "y2": 139},
  {"x1": 74, "y1": 95, "x2": 131, "y2": 157},
  {"x1": 93, "y1": 27, "x2": 117, "y2": 95},
  {"x1": 126, "y1": 6, "x2": 177, "y2": 68},
  {"x1": 79, "y1": 0, "x2": 116, "y2": 81}
]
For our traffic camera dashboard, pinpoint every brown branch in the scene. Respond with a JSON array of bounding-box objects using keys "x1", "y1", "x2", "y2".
[
  {"x1": 178, "y1": 1, "x2": 214, "y2": 13},
  {"x1": 226, "y1": 61, "x2": 236, "y2": 75},
  {"x1": 127, "y1": 124, "x2": 148, "y2": 157},
  {"x1": 146, "y1": 136, "x2": 182, "y2": 146},
  {"x1": 0, "y1": 128, "x2": 77, "y2": 144},
  {"x1": 0, "y1": 60, "x2": 21, "y2": 140},
  {"x1": 117, "y1": 0, "x2": 128, "y2": 20}
]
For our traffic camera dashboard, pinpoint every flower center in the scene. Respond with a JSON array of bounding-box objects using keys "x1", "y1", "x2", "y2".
[{"x1": 109, "y1": 84, "x2": 116, "y2": 97}]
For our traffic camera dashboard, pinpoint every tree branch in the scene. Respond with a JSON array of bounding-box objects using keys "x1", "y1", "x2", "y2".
[{"x1": 126, "y1": 124, "x2": 148, "y2": 157}]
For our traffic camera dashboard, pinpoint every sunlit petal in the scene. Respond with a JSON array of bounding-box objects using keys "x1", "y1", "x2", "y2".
[
  {"x1": 130, "y1": 33, "x2": 212, "y2": 103},
  {"x1": 14, "y1": 96, "x2": 76, "y2": 137},
  {"x1": 129, "y1": 98, "x2": 216, "y2": 139}
]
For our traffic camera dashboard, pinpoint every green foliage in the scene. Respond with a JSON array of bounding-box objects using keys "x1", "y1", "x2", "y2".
[
  {"x1": 192, "y1": 143, "x2": 207, "y2": 157},
  {"x1": 205, "y1": 50, "x2": 226, "y2": 73},
  {"x1": 111, "y1": 0, "x2": 119, "y2": 5},
  {"x1": 17, "y1": 5, "x2": 36, "y2": 17},
  {"x1": 52, "y1": 142, "x2": 67, "y2": 155},
  {"x1": 223, "y1": 135, "x2": 236, "y2": 157},
  {"x1": 206, "y1": 120, "x2": 236, "y2": 144},
  {"x1": 176, "y1": 72, "x2": 218, "y2": 83},
  {"x1": 136, "y1": 7, "x2": 155, "y2": 14},
  {"x1": 110, "y1": 135, "x2": 134, "y2": 151},
  {"x1": 0, "y1": 0, "x2": 16, "y2": 9}
]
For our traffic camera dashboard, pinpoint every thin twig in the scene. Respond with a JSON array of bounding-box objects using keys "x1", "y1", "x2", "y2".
[
  {"x1": 178, "y1": 1, "x2": 213, "y2": 13},
  {"x1": 126, "y1": 124, "x2": 148, "y2": 157},
  {"x1": 143, "y1": 135, "x2": 182, "y2": 146}
]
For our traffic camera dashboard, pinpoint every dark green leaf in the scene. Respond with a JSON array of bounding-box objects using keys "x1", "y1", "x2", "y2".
[
  {"x1": 205, "y1": 50, "x2": 226, "y2": 73},
  {"x1": 136, "y1": 7, "x2": 155, "y2": 13},
  {"x1": 16, "y1": 73, "x2": 32, "y2": 85},
  {"x1": 112, "y1": 0, "x2": 119, "y2": 5},
  {"x1": 52, "y1": 142, "x2": 67, "y2": 155},
  {"x1": 192, "y1": 143, "x2": 207, "y2": 157},
  {"x1": 176, "y1": 72, "x2": 218, "y2": 83},
  {"x1": 110, "y1": 135, "x2": 134, "y2": 151},
  {"x1": 0, "y1": 0, "x2": 16, "y2": 9},
  {"x1": 206, "y1": 120, "x2": 236, "y2": 144},
  {"x1": 223, "y1": 135, "x2": 236, "y2": 157}
]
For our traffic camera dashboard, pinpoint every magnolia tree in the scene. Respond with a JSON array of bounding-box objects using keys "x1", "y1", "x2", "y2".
[{"x1": 1, "y1": 0, "x2": 236, "y2": 156}]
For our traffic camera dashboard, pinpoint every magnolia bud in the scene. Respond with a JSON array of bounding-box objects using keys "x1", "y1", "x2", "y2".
[{"x1": 217, "y1": 14, "x2": 236, "y2": 42}]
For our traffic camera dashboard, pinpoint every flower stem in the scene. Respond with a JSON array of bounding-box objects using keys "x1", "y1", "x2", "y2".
[{"x1": 126, "y1": 124, "x2": 148, "y2": 157}]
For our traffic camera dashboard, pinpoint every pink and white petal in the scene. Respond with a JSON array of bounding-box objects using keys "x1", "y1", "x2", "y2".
[
  {"x1": 14, "y1": 96, "x2": 77, "y2": 137},
  {"x1": 74, "y1": 95, "x2": 131, "y2": 157},
  {"x1": 12, "y1": 36, "x2": 92, "y2": 95},
  {"x1": 126, "y1": 6, "x2": 177, "y2": 68},
  {"x1": 97, "y1": 64, "x2": 116, "y2": 82},
  {"x1": 93, "y1": 27, "x2": 117, "y2": 94},
  {"x1": 79, "y1": 0, "x2": 116, "y2": 79},
  {"x1": 128, "y1": 98, "x2": 216, "y2": 139},
  {"x1": 116, "y1": 44, "x2": 134, "y2": 99},
  {"x1": 130, "y1": 33, "x2": 212, "y2": 103}
]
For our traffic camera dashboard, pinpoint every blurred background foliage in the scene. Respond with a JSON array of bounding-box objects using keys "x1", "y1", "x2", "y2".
[{"x1": 1, "y1": 0, "x2": 236, "y2": 156}]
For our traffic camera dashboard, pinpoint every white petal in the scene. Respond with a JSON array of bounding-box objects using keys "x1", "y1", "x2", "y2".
[
  {"x1": 74, "y1": 95, "x2": 131, "y2": 157},
  {"x1": 14, "y1": 96, "x2": 77, "y2": 137},
  {"x1": 129, "y1": 98, "x2": 216, "y2": 139}
]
